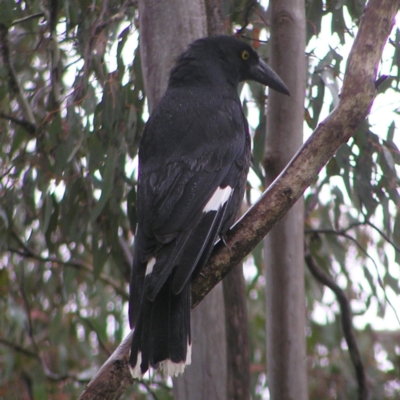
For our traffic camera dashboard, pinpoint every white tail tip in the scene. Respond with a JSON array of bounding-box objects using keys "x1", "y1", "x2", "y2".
[{"x1": 129, "y1": 351, "x2": 143, "y2": 379}]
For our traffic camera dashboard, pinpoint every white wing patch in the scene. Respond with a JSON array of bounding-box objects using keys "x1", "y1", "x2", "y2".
[
  {"x1": 203, "y1": 186, "x2": 233, "y2": 213},
  {"x1": 145, "y1": 257, "x2": 156, "y2": 276}
]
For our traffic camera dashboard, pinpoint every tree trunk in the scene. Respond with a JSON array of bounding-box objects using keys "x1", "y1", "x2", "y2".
[
  {"x1": 138, "y1": 1, "x2": 229, "y2": 398},
  {"x1": 223, "y1": 264, "x2": 251, "y2": 400},
  {"x1": 138, "y1": 0, "x2": 207, "y2": 110},
  {"x1": 263, "y1": 0, "x2": 308, "y2": 399}
]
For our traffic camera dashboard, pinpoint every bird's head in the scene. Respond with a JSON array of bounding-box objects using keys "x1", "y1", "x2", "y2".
[{"x1": 169, "y1": 35, "x2": 290, "y2": 96}]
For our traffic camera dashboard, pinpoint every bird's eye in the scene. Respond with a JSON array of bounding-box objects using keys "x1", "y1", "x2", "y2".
[{"x1": 241, "y1": 50, "x2": 250, "y2": 60}]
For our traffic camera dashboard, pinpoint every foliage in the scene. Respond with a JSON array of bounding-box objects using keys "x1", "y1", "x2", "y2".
[
  {"x1": 0, "y1": 1, "x2": 145, "y2": 398},
  {"x1": 0, "y1": 0, "x2": 399, "y2": 399}
]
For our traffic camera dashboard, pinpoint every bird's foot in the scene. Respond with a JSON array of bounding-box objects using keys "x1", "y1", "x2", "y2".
[{"x1": 220, "y1": 233, "x2": 231, "y2": 251}]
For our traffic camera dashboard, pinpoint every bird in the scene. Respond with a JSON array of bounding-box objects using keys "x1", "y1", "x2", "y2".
[{"x1": 128, "y1": 35, "x2": 289, "y2": 378}]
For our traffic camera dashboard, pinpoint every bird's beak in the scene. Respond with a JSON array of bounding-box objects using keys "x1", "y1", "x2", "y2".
[{"x1": 249, "y1": 59, "x2": 290, "y2": 96}]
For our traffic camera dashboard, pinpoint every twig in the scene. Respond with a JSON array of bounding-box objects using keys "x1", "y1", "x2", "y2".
[
  {"x1": 0, "y1": 337, "x2": 88, "y2": 383},
  {"x1": 0, "y1": 337, "x2": 39, "y2": 359},
  {"x1": 364, "y1": 219, "x2": 400, "y2": 253},
  {"x1": 0, "y1": 111, "x2": 36, "y2": 134},
  {"x1": 9, "y1": 230, "x2": 127, "y2": 299},
  {"x1": 305, "y1": 227, "x2": 380, "y2": 271},
  {"x1": 305, "y1": 227, "x2": 400, "y2": 325},
  {"x1": 11, "y1": 12, "x2": 45, "y2": 26},
  {"x1": 18, "y1": 267, "x2": 39, "y2": 351},
  {"x1": 236, "y1": 0, "x2": 257, "y2": 35},
  {"x1": 305, "y1": 251, "x2": 368, "y2": 400},
  {"x1": 18, "y1": 266, "x2": 68, "y2": 382},
  {"x1": 79, "y1": 317, "x2": 112, "y2": 357}
]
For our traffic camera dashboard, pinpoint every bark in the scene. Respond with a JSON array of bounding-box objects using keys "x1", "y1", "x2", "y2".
[
  {"x1": 139, "y1": 1, "x2": 229, "y2": 399},
  {"x1": 223, "y1": 264, "x2": 251, "y2": 400},
  {"x1": 138, "y1": 0, "x2": 207, "y2": 110},
  {"x1": 77, "y1": 1, "x2": 399, "y2": 398},
  {"x1": 263, "y1": 0, "x2": 308, "y2": 399}
]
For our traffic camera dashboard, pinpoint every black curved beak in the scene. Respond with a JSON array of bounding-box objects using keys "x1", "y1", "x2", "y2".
[{"x1": 249, "y1": 59, "x2": 290, "y2": 96}]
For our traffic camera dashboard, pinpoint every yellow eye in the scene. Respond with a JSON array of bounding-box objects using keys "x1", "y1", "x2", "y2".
[{"x1": 241, "y1": 50, "x2": 250, "y2": 60}]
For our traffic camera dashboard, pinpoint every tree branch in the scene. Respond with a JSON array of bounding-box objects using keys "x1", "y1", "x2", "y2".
[
  {"x1": 0, "y1": 337, "x2": 39, "y2": 359},
  {"x1": 364, "y1": 219, "x2": 400, "y2": 253},
  {"x1": 0, "y1": 112, "x2": 37, "y2": 134},
  {"x1": 77, "y1": 0, "x2": 399, "y2": 398},
  {"x1": 9, "y1": 230, "x2": 127, "y2": 299},
  {"x1": 11, "y1": 12, "x2": 45, "y2": 26},
  {"x1": 304, "y1": 251, "x2": 368, "y2": 400},
  {"x1": 305, "y1": 227, "x2": 400, "y2": 325}
]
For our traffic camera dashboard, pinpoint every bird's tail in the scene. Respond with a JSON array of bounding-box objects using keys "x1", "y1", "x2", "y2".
[{"x1": 129, "y1": 277, "x2": 192, "y2": 378}]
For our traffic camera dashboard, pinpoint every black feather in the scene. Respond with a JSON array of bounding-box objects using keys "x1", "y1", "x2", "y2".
[{"x1": 128, "y1": 35, "x2": 289, "y2": 377}]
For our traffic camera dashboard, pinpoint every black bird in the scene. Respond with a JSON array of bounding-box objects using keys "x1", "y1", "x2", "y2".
[{"x1": 129, "y1": 35, "x2": 289, "y2": 378}]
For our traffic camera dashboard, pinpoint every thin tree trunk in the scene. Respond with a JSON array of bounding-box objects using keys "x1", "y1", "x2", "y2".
[
  {"x1": 223, "y1": 264, "x2": 251, "y2": 400},
  {"x1": 138, "y1": 1, "x2": 229, "y2": 398},
  {"x1": 138, "y1": 0, "x2": 207, "y2": 110},
  {"x1": 263, "y1": 0, "x2": 308, "y2": 399}
]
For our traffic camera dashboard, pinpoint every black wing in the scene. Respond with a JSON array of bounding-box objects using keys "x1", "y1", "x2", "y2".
[{"x1": 129, "y1": 87, "x2": 250, "y2": 327}]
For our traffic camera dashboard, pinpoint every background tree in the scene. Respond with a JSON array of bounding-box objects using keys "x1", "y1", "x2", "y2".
[
  {"x1": 0, "y1": 1, "x2": 400, "y2": 400},
  {"x1": 263, "y1": 0, "x2": 308, "y2": 398}
]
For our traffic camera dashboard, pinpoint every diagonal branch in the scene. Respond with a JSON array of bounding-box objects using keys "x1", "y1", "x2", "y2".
[
  {"x1": 77, "y1": 0, "x2": 400, "y2": 399},
  {"x1": 11, "y1": 12, "x2": 45, "y2": 26}
]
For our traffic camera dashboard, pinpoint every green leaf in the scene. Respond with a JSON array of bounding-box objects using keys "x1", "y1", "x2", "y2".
[
  {"x1": 45, "y1": 195, "x2": 59, "y2": 253},
  {"x1": 346, "y1": 0, "x2": 367, "y2": 21},
  {"x1": 91, "y1": 147, "x2": 118, "y2": 222},
  {"x1": 47, "y1": 114, "x2": 63, "y2": 150},
  {"x1": 393, "y1": 212, "x2": 400, "y2": 264},
  {"x1": 0, "y1": 2, "x2": 14, "y2": 27},
  {"x1": 306, "y1": 0, "x2": 323, "y2": 43},
  {"x1": 252, "y1": 114, "x2": 266, "y2": 182},
  {"x1": 308, "y1": 77, "x2": 325, "y2": 129},
  {"x1": 10, "y1": 128, "x2": 27, "y2": 157},
  {"x1": 42, "y1": 193, "x2": 53, "y2": 233},
  {"x1": 0, "y1": 266, "x2": 9, "y2": 296},
  {"x1": 93, "y1": 244, "x2": 108, "y2": 279},
  {"x1": 127, "y1": 186, "x2": 137, "y2": 232},
  {"x1": 331, "y1": 7, "x2": 347, "y2": 45}
]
